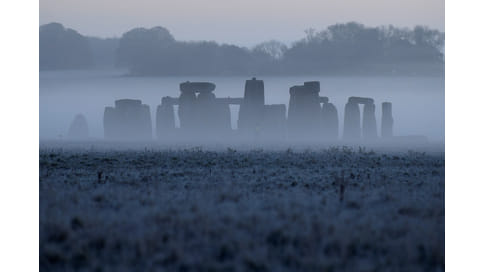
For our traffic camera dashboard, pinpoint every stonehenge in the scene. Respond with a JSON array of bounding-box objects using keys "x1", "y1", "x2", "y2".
[
  {"x1": 161, "y1": 82, "x2": 231, "y2": 139},
  {"x1": 102, "y1": 78, "x2": 396, "y2": 142},
  {"x1": 343, "y1": 96, "x2": 378, "y2": 141},
  {"x1": 103, "y1": 99, "x2": 152, "y2": 140},
  {"x1": 287, "y1": 81, "x2": 338, "y2": 141},
  {"x1": 153, "y1": 78, "x2": 287, "y2": 141},
  {"x1": 156, "y1": 81, "x2": 236, "y2": 140}
]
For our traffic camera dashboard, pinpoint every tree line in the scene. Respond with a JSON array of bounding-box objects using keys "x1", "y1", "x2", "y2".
[{"x1": 40, "y1": 22, "x2": 444, "y2": 75}]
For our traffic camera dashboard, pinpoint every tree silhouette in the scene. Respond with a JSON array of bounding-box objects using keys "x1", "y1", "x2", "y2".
[
  {"x1": 40, "y1": 23, "x2": 93, "y2": 70},
  {"x1": 40, "y1": 22, "x2": 444, "y2": 75}
]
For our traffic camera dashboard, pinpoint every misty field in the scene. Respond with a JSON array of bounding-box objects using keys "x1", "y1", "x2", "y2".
[{"x1": 39, "y1": 144, "x2": 444, "y2": 271}]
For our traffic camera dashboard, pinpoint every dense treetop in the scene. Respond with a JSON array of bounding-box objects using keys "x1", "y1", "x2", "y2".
[
  {"x1": 40, "y1": 22, "x2": 444, "y2": 75},
  {"x1": 40, "y1": 23, "x2": 93, "y2": 70}
]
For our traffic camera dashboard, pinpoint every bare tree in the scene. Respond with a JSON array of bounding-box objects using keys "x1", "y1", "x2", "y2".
[{"x1": 252, "y1": 40, "x2": 288, "y2": 60}]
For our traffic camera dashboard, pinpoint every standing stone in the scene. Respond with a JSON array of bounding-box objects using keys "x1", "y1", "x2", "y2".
[
  {"x1": 287, "y1": 85, "x2": 301, "y2": 139},
  {"x1": 216, "y1": 103, "x2": 232, "y2": 135},
  {"x1": 343, "y1": 101, "x2": 361, "y2": 140},
  {"x1": 261, "y1": 104, "x2": 287, "y2": 140},
  {"x1": 362, "y1": 103, "x2": 378, "y2": 139},
  {"x1": 238, "y1": 77, "x2": 265, "y2": 136},
  {"x1": 156, "y1": 97, "x2": 176, "y2": 140},
  {"x1": 381, "y1": 102, "x2": 394, "y2": 138},
  {"x1": 139, "y1": 104, "x2": 153, "y2": 140},
  {"x1": 195, "y1": 90, "x2": 231, "y2": 138},
  {"x1": 287, "y1": 82, "x2": 323, "y2": 140},
  {"x1": 67, "y1": 114, "x2": 89, "y2": 139},
  {"x1": 178, "y1": 83, "x2": 198, "y2": 132},
  {"x1": 103, "y1": 99, "x2": 152, "y2": 141},
  {"x1": 321, "y1": 103, "x2": 339, "y2": 140},
  {"x1": 194, "y1": 90, "x2": 216, "y2": 136},
  {"x1": 103, "y1": 107, "x2": 117, "y2": 139}
]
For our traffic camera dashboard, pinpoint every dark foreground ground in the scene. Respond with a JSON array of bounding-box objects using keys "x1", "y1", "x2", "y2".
[{"x1": 39, "y1": 144, "x2": 444, "y2": 271}]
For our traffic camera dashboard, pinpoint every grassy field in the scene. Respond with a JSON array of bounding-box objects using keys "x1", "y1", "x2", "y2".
[{"x1": 39, "y1": 144, "x2": 444, "y2": 271}]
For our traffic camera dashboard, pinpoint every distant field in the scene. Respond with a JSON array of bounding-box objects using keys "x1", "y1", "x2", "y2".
[{"x1": 39, "y1": 145, "x2": 444, "y2": 271}]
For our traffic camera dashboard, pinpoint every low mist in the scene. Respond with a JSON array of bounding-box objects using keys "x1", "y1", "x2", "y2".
[
  {"x1": 40, "y1": 71, "x2": 444, "y2": 144},
  {"x1": 39, "y1": 22, "x2": 444, "y2": 148}
]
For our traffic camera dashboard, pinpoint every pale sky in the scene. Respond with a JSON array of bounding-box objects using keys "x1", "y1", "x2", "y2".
[{"x1": 40, "y1": 0, "x2": 444, "y2": 47}]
